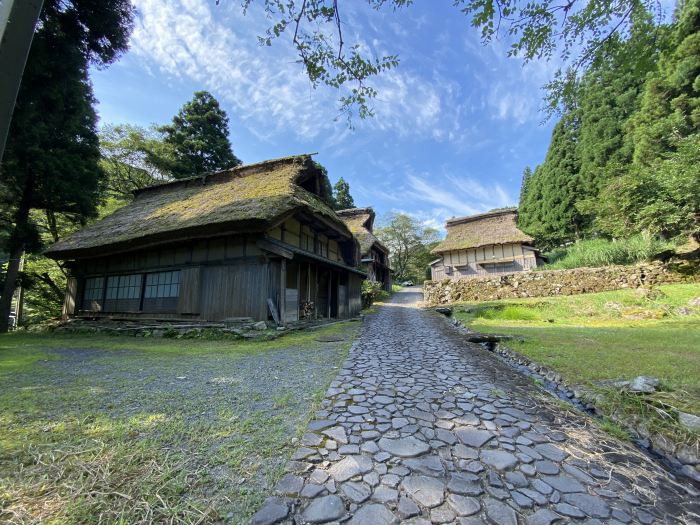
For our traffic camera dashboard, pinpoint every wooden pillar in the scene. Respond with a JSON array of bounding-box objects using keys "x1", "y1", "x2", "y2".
[
  {"x1": 62, "y1": 276, "x2": 77, "y2": 319},
  {"x1": 280, "y1": 259, "x2": 286, "y2": 324}
]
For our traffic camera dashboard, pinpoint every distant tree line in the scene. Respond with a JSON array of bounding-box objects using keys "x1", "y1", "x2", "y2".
[{"x1": 519, "y1": 0, "x2": 700, "y2": 250}]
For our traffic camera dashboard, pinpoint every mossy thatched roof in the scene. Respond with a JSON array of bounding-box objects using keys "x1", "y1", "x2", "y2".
[
  {"x1": 336, "y1": 207, "x2": 388, "y2": 255},
  {"x1": 46, "y1": 155, "x2": 351, "y2": 259},
  {"x1": 432, "y1": 208, "x2": 533, "y2": 254}
]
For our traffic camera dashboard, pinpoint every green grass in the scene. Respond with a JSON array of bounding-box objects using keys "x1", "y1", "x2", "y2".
[
  {"x1": 0, "y1": 321, "x2": 359, "y2": 525},
  {"x1": 542, "y1": 233, "x2": 676, "y2": 270},
  {"x1": 452, "y1": 283, "x2": 700, "y2": 442}
]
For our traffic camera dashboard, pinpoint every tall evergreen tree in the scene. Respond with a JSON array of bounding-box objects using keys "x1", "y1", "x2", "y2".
[
  {"x1": 629, "y1": 0, "x2": 700, "y2": 165},
  {"x1": 594, "y1": 0, "x2": 700, "y2": 238},
  {"x1": 0, "y1": 0, "x2": 134, "y2": 332},
  {"x1": 160, "y1": 91, "x2": 241, "y2": 178},
  {"x1": 518, "y1": 115, "x2": 586, "y2": 248},
  {"x1": 333, "y1": 178, "x2": 355, "y2": 210}
]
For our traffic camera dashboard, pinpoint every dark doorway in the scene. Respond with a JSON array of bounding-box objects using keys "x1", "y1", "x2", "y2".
[{"x1": 330, "y1": 271, "x2": 339, "y2": 318}]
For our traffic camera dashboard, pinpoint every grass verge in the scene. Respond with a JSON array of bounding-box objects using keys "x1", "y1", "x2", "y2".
[
  {"x1": 0, "y1": 321, "x2": 359, "y2": 525},
  {"x1": 452, "y1": 283, "x2": 700, "y2": 443}
]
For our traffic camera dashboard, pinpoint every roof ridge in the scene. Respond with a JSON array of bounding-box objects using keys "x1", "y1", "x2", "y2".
[
  {"x1": 133, "y1": 153, "x2": 318, "y2": 196},
  {"x1": 446, "y1": 207, "x2": 518, "y2": 226},
  {"x1": 336, "y1": 207, "x2": 374, "y2": 216}
]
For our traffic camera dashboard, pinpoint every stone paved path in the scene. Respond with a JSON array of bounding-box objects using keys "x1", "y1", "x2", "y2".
[{"x1": 251, "y1": 289, "x2": 699, "y2": 525}]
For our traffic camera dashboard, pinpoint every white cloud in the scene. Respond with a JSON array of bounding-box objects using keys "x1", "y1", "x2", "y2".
[{"x1": 129, "y1": 0, "x2": 471, "y2": 144}]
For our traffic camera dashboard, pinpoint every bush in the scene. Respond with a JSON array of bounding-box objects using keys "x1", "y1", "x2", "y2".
[
  {"x1": 361, "y1": 280, "x2": 388, "y2": 308},
  {"x1": 543, "y1": 233, "x2": 676, "y2": 270}
]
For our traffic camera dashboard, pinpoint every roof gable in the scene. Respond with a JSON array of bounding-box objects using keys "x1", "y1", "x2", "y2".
[
  {"x1": 432, "y1": 208, "x2": 533, "y2": 253},
  {"x1": 337, "y1": 207, "x2": 387, "y2": 255},
  {"x1": 46, "y1": 155, "x2": 349, "y2": 259}
]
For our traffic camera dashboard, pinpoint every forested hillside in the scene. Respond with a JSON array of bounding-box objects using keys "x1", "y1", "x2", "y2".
[{"x1": 519, "y1": 0, "x2": 700, "y2": 250}]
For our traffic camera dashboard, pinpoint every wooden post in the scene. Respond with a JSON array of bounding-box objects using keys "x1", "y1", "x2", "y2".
[{"x1": 280, "y1": 259, "x2": 286, "y2": 324}]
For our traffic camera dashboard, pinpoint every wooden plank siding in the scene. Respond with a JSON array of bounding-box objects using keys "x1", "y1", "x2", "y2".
[
  {"x1": 68, "y1": 213, "x2": 363, "y2": 323},
  {"x1": 200, "y1": 262, "x2": 269, "y2": 321},
  {"x1": 431, "y1": 243, "x2": 538, "y2": 280}
]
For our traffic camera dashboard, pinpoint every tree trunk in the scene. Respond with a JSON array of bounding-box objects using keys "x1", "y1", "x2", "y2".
[
  {"x1": 0, "y1": 245, "x2": 24, "y2": 332},
  {"x1": 0, "y1": 175, "x2": 33, "y2": 333}
]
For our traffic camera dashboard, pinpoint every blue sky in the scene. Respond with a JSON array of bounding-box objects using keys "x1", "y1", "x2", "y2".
[{"x1": 91, "y1": 0, "x2": 558, "y2": 232}]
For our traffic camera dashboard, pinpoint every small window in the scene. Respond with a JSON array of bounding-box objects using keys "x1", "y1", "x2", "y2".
[
  {"x1": 84, "y1": 277, "x2": 104, "y2": 302},
  {"x1": 106, "y1": 274, "x2": 142, "y2": 300},
  {"x1": 145, "y1": 270, "x2": 180, "y2": 298},
  {"x1": 103, "y1": 273, "x2": 142, "y2": 312}
]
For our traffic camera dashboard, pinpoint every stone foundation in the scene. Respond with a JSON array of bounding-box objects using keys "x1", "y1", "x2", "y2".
[{"x1": 423, "y1": 262, "x2": 695, "y2": 304}]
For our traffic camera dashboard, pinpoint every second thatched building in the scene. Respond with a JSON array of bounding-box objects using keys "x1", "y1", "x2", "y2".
[{"x1": 429, "y1": 208, "x2": 541, "y2": 280}]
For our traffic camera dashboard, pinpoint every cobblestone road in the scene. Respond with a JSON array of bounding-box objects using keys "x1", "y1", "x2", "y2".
[{"x1": 251, "y1": 288, "x2": 699, "y2": 525}]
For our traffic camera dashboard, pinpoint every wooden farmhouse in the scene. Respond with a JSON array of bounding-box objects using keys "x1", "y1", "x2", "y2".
[
  {"x1": 45, "y1": 155, "x2": 366, "y2": 325},
  {"x1": 429, "y1": 208, "x2": 540, "y2": 280},
  {"x1": 337, "y1": 208, "x2": 392, "y2": 291}
]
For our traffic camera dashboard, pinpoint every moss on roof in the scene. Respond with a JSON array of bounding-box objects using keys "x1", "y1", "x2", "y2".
[
  {"x1": 336, "y1": 208, "x2": 388, "y2": 255},
  {"x1": 432, "y1": 208, "x2": 533, "y2": 253},
  {"x1": 46, "y1": 155, "x2": 350, "y2": 259}
]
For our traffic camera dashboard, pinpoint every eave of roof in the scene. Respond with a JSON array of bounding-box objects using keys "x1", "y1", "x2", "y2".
[
  {"x1": 45, "y1": 154, "x2": 352, "y2": 260},
  {"x1": 432, "y1": 208, "x2": 533, "y2": 254}
]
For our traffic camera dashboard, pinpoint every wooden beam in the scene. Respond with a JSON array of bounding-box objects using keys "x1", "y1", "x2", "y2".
[{"x1": 257, "y1": 239, "x2": 293, "y2": 259}]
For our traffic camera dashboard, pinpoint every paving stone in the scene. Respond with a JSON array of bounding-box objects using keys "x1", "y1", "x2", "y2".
[
  {"x1": 484, "y1": 498, "x2": 518, "y2": 525},
  {"x1": 360, "y1": 441, "x2": 380, "y2": 454},
  {"x1": 348, "y1": 503, "x2": 399, "y2": 525},
  {"x1": 249, "y1": 497, "x2": 289, "y2": 525},
  {"x1": 534, "y1": 443, "x2": 567, "y2": 462},
  {"x1": 401, "y1": 475, "x2": 446, "y2": 508},
  {"x1": 302, "y1": 495, "x2": 346, "y2": 523},
  {"x1": 511, "y1": 490, "x2": 534, "y2": 508},
  {"x1": 447, "y1": 494, "x2": 481, "y2": 516},
  {"x1": 398, "y1": 496, "x2": 421, "y2": 519},
  {"x1": 453, "y1": 444, "x2": 479, "y2": 459},
  {"x1": 392, "y1": 417, "x2": 410, "y2": 429},
  {"x1": 480, "y1": 450, "x2": 518, "y2": 471},
  {"x1": 563, "y1": 493, "x2": 610, "y2": 518},
  {"x1": 526, "y1": 508, "x2": 562, "y2": 525},
  {"x1": 505, "y1": 471, "x2": 529, "y2": 488},
  {"x1": 541, "y1": 474, "x2": 585, "y2": 493},
  {"x1": 405, "y1": 455, "x2": 445, "y2": 476},
  {"x1": 300, "y1": 483, "x2": 325, "y2": 498},
  {"x1": 308, "y1": 420, "x2": 336, "y2": 432},
  {"x1": 322, "y1": 426, "x2": 348, "y2": 444},
  {"x1": 455, "y1": 428, "x2": 494, "y2": 447},
  {"x1": 378, "y1": 436, "x2": 430, "y2": 457},
  {"x1": 372, "y1": 485, "x2": 398, "y2": 505},
  {"x1": 534, "y1": 460, "x2": 560, "y2": 475},
  {"x1": 554, "y1": 502, "x2": 586, "y2": 518},
  {"x1": 448, "y1": 472, "x2": 484, "y2": 496},
  {"x1": 274, "y1": 473, "x2": 303, "y2": 495},
  {"x1": 328, "y1": 455, "x2": 373, "y2": 482},
  {"x1": 341, "y1": 481, "x2": 371, "y2": 503},
  {"x1": 430, "y1": 503, "x2": 456, "y2": 523}
]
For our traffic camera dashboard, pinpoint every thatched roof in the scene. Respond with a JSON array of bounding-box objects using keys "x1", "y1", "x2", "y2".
[
  {"x1": 432, "y1": 208, "x2": 533, "y2": 254},
  {"x1": 336, "y1": 207, "x2": 388, "y2": 255},
  {"x1": 46, "y1": 154, "x2": 352, "y2": 259}
]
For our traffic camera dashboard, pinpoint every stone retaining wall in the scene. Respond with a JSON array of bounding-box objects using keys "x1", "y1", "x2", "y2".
[{"x1": 423, "y1": 262, "x2": 695, "y2": 304}]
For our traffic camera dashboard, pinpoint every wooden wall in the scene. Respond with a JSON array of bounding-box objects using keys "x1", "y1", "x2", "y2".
[
  {"x1": 200, "y1": 262, "x2": 269, "y2": 321},
  {"x1": 69, "y1": 214, "x2": 364, "y2": 323},
  {"x1": 431, "y1": 243, "x2": 538, "y2": 281}
]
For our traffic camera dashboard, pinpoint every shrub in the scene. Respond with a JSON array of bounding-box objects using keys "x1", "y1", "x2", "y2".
[
  {"x1": 361, "y1": 280, "x2": 388, "y2": 308},
  {"x1": 543, "y1": 233, "x2": 675, "y2": 270}
]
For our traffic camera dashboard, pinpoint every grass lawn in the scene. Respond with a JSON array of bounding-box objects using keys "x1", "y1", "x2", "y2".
[
  {"x1": 0, "y1": 321, "x2": 359, "y2": 525},
  {"x1": 452, "y1": 283, "x2": 700, "y2": 441}
]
